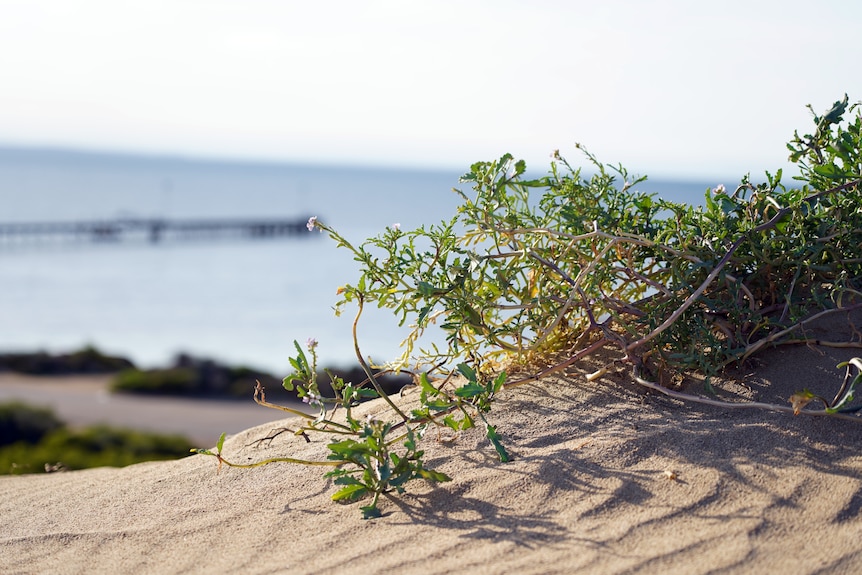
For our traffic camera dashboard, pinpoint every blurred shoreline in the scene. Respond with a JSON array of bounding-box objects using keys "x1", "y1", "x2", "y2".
[
  {"x1": 0, "y1": 345, "x2": 410, "y2": 446},
  {"x1": 0, "y1": 372, "x2": 303, "y2": 446}
]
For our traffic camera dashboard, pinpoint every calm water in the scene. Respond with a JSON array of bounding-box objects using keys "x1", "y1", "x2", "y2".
[{"x1": 0, "y1": 147, "x2": 719, "y2": 375}]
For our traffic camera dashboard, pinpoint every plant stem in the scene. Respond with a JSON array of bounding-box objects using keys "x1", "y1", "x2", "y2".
[
  {"x1": 631, "y1": 369, "x2": 862, "y2": 423},
  {"x1": 352, "y1": 295, "x2": 410, "y2": 421}
]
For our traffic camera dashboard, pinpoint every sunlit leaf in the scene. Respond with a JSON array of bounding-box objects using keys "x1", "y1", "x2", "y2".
[
  {"x1": 419, "y1": 372, "x2": 437, "y2": 395},
  {"x1": 332, "y1": 484, "x2": 368, "y2": 502},
  {"x1": 455, "y1": 382, "x2": 485, "y2": 398},
  {"x1": 456, "y1": 363, "x2": 477, "y2": 383},
  {"x1": 492, "y1": 372, "x2": 507, "y2": 393},
  {"x1": 789, "y1": 390, "x2": 818, "y2": 415},
  {"x1": 442, "y1": 415, "x2": 460, "y2": 431},
  {"x1": 419, "y1": 469, "x2": 452, "y2": 482}
]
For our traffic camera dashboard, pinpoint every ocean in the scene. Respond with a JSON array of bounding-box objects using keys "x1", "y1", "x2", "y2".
[{"x1": 0, "y1": 147, "x2": 720, "y2": 376}]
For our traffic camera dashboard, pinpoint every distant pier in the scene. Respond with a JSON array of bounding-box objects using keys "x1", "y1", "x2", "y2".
[{"x1": 0, "y1": 216, "x2": 315, "y2": 246}]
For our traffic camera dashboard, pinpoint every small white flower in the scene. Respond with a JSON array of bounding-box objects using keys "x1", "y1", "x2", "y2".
[
  {"x1": 306, "y1": 337, "x2": 318, "y2": 350},
  {"x1": 714, "y1": 184, "x2": 726, "y2": 195},
  {"x1": 302, "y1": 391, "x2": 322, "y2": 408},
  {"x1": 306, "y1": 216, "x2": 318, "y2": 231},
  {"x1": 392, "y1": 223, "x2": 401, "y2": 231}
]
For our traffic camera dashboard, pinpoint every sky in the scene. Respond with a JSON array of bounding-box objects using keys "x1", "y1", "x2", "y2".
[{"x1": 1, "y1": 0, "x2": 861, "y2": 180}]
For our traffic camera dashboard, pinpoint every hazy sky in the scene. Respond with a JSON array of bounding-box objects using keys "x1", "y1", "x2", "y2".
[{"x1": 1, "y1": 0, "x2": 860, "y2": 179}]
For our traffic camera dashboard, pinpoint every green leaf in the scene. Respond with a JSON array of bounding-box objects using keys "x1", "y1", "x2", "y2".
[
  {"x1": 417, "y1": 303, "x2": 434, "y2": 324},
  {"x1": 719, "y1": 197, "x2": 738, "y2": 215},
  {"x1": 216, "y1": 432, "x2": 226, "y2": 454},
  {"x1": 419, "y1": 372, "x2": 438, "y2": 395},
  {"x1": 419, "y1": 469, "x2": 452, "y2": 482},
  {"x1": 634, "y1": 195, "x2": 654, "y2": 211},
  {"x1": 361, "y1": 504, "x2": 382, "y2": 519},
  {"x1": 442, "y1": 415, "x2": 460, "y2": 430},
  {"x1": 770, "y1": 168, "x2": 783, "y2": 188},
  {"x1": 486, "y1": 424, "x2": 510, "y2": 463},
  {"x1": 497, "y1": 153, "x2": 514, "y2": 167},
  {"x1": 332, "y1": 484, "x2": 369, "y2": 502},
  {"x1": 327, "y1": 438, "x2": 367, "y2": 459},
  {"x1": 787, "y1": 145, "x2": 803, "y2": 163},
  {"x1": 424, "y1": 398, "x2": 454, "y2": 411},
  {"x1": 456, "y1": 363, "x2": 477, "y2": 383},
  {"x1": 293, "y1": 340, "x2": 309, "y2": 372},
  {"x1": 444, "y1": 413, "x2": 474, "y2": 430},
  {"x1": 463, "y1": 305, "x2": 484, "y2": 329},
  {"x1": 454, "y1": 382, "x2": 485, "y2": 398},
  {"x1": 491, "y1": 372, "x2": 506, "y2": 393},
  {"x1": 418, "y1": 281, "x2": 446, "y2": 297},
  {"x1": 324, "y1": 468, "x2": 352, "y2": 479},
  {"x1": 704, "y1": 189, "x2": 717, "y2": 212},
  {"x1": 377, "y1": 461, "x2": 392, "y2": 483},
  {"x1": 821, "y1": 93, "x2": 849, "y2": 127},
  {"x1": 514, "y1": 159, "x2": 527, "y2": 177},
  {"x1": 403, "y1": 436, "x2": 416, "y2": 452},
  {"x1": 333, "y1": 475, "x2": 363, "y2": 486},
  {"x1": 813, "y1": 163, "x2": 844, "y2": 180}
]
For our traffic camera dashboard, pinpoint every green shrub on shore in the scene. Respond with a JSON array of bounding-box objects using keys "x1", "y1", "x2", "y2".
[
  {"x1": 0, "y1": 401, "x2": 193, "y2": 475},
  {"x1": 0, "y1": 401, "x2": 64, "y2": 446},
  {"x1": 111, "y1": 355, "x2": 410, "y2": 401},
  {"x1": 112, "y1": 367, "x2": 199, "y2": 396},
  {"x1": 0, "y1": 345, "x2": 134, "y2": 375},
  {"x1": 109, "y1": 354, "x2": 284, "y2": 399}
]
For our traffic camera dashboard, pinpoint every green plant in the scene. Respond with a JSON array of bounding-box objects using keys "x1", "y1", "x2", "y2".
[
  {"x1": 0, "y1": 401, "x2": 63, "y2": 446},
  {"x1": 112, "y1": 367, "x2": 198, "y2": 395},
  {"x1": 110, "y1": 356, "x2": 299, "y2": 400},
  {"x1": 196, "y1": 96, "x2": 862, "y2": 517},
  {"x1": 194, "y1": 337, "x2": 458, "y2": 519},
  {"x1": 0, "y1": 345, "x2": 134, "y2": 374},
  {"x1": 790, "y1": 357, "x2": 862, "y2": 416},
  {"x1": 0, "y1": 402, "x2": 193, "y2": 474}
]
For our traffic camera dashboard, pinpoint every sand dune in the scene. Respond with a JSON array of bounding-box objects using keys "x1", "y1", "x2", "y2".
[{"x1": 3, "y1": 322, "x2": 862, "y2": 573}]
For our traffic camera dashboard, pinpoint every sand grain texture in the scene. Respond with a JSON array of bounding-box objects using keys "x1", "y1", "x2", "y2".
[{"x1": 3, "y1": 322, "x2": 862, "y2": 574}]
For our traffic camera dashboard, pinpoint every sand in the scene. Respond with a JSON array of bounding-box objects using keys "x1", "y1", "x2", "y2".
[{"x1": 3, "y1": 315, "x2": 862, "y2": 574}]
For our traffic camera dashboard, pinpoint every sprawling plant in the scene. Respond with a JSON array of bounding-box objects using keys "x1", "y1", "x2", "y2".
[{"x1": 196, "y1": 96, "x2": 862, "y2": 517}]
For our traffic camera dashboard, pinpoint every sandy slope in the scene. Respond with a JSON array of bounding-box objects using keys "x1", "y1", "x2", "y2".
[{"x1": 3, "y1": 317, "x2": 862, "y2": 574}]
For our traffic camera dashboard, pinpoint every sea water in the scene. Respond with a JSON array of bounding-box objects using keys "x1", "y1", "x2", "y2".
[{"x1": 0, "y1": 147, "x2": 717, "y2": 375}]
